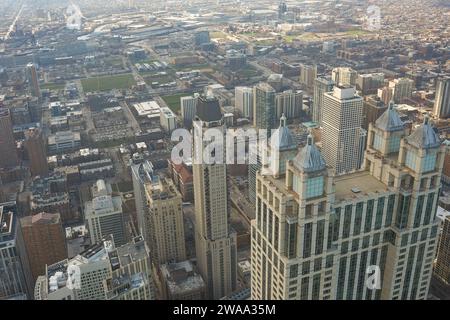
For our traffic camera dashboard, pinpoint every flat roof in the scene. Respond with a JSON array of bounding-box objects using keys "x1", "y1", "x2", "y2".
[{"x1": 334, "y1": 171, "x2": 390, "y2": 202}]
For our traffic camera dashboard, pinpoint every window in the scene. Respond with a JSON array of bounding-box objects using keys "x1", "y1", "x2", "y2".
[
  {"x1": 388, "y1": 136, "x2": 401, "y2": 153},
  {"x1": 373, "y1": 133, "x2": 383, "y2": 151},
  {"x1": 422, "y1": 152, "x2": 436, "y2": 173},
  {"x1": 405, "y1": 150, "x2": 416, "y2": 171},
  {"x1": 306, "y1": 176, "x2": 324, "y2": 199}
]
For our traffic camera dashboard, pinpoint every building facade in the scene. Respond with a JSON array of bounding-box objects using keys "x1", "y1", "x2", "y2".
[
  {"x1": 0, "y1": 202, "x2": 33, "y2": 300},
  {"x1": 251, "y1": 107, "x2": 444, "y2": 300},
  {"x1": 313, "y1": 77, "x2": 334, "y2": 125},
  {"x1": 144, "y1": 175, "x2": 186, "y2": 265},
  {"x1": 20, "y1": 212, "x2": 67, "y2": 283},
  {"x1": 322, "y1": 86, "x2": 364, "y2": 175},
  {"x1": 192, "y1": 104, "x2": 237, "y2": 299},
  {"x1": 235, "y1": 86, "x2": 253, "y2": 119},
  {"x1": 0, "y1": 108, "x2": 19, "y2": 168},
  {"x1": 85, "y1": 180, "x2": 126, "y2": 246},
  {"x1": 433, "y1": 77, "x2": 450, "y2": 119},
  {"x1": 24, "y1": 127, "x2": 49, "y2": 177}
]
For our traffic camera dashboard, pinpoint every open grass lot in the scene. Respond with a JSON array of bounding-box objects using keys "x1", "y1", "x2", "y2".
[
  {"x1": 81, "y1": 74, "x2": 136, "y2": 92},
  {"x1": 40, "y1": 83, "x2": 66, "y2": 90},
  {"x1": 161, "y1": 92, "x2": 196, "y2": 114}
]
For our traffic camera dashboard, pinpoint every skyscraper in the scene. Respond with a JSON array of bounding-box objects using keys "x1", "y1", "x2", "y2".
[
  {"x1": 0, "y1": 202, "x2": 33, "y2": 300},
  {"x1": 20, "y1": 212, "x2": 67, "y2": 282},
  {"x1": 433, "y1": 77, "x2": 450, "y2": 119},
  {"x1": 235, "y1": 86, "x2": 253, "y2": 119},
  {"x1": 313, "y1": 77, "x2": 334, "y2": 125},
  {"x1": 252, "y1": 107, "x2": 445, "y2": 300},
  {"x1": 26, "y1": 63, "x2": 40, "y2": 98},
  {"x1": 24, "y1": 127, "x2": 49, "y2": 177},
  {"x1": 193, "y1": 97, "x2": 237, "y2": 299},
  {"x1": 253, "y1": 82, "x2": 276, "y2": 132},
  {"x1": 181, "y1": 94, "x2": 198, "y2": 128},
  {"x1": 34, "y1": 236, "x2": 154, "y2": 300},
  {"x1": 389, "y1": 78, "x2": 414, "y2": 103},
  {"x1": 299, "y1": 64, "x2": 317, "y2": 89},
  {"x1": 275, "y1": 90, "x2": 303, "y2": 120},
  {"x1": 85, "y1": 180, "x2": 127, "y2": 246},
  {"x1": 144, "y1": 175, "x2": 186, "y2": 265},
  {"x1": 332, "y1": 67, "x2": 358, "y2": 87},
  {"x1": 322, "y1": 86, "x2": 364, "y2": 175},
  {"x1": 0, "y1": 108, "x2": 19, "y2": 168}
]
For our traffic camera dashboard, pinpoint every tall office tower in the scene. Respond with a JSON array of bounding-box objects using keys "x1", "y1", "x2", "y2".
[
  {"x1": 85, "y1": 180, "x2": 127, "y2": 246},
  {"x1": 332, "y1": 67, "x2": 358, "y2": 87},
  {"x1": 432, "y1": 215, "x2": 450, "y2": 297},
  {"x1": 275, "y1": 90, "x2": 303, "y2": 120},
  {"x1": 181, "y1": 94, "x2": 198, "y2": 128},
  {"x1": 20, "y1": 212, "x2": 67, "y2": 282},
  {"x1": 0, "y1": 202, "x2": 33, "y2": 300},
  {"x1": 389, "y1": 78, "x2": 414, "y2": 103},
  {"x1": 144, "y1": 175, "x2": 186, "y2": 265},
  {"x1": 192, "y1": 98, "x2": 237, "y2": 299},
  {"x1": 26, "y1": 63, "x2": 41, "y2": 98},
  {"x1": 378, "y1": 87, "x2": 394, "y2": 105},
  {"x1": 0, "y1": 108, "x2": 19, "y2": 168},
  {"x1": 252, "y1": 106, "x2": 445, "y2": 300},
  {"x1": 253, "y1": 82, "x2": 277, "y2": 133},
  {"x1": 356, "y1": 73, "x2": 385, "y2": 95},
  {"x1": 313, "y1": 77, "x2": 335, "y2": 125},
  {"x1": 35, "y1": 236, "x2": 155, "y2": 300},
  {"x1": 362, "y1": 96, "x2": 388, "y2": 130},
  {"x1": 433, "y1": 77, "x2": 450, "y2": 119},
  {"x1": 24, "y1": 127, "x2": 49, "y2": 177},
  {"x1": 322, "y1": 86, "x2": 364, "y2": 175},
  {"x1": 131, "y1": 160, "x2": 154, "y2": 249},
  {"x1": 235, "y1": 86, "x2": 253, "y2": 119},
  {"x1": 299, "y1": 64, "x2": 318, "y2": 89}
]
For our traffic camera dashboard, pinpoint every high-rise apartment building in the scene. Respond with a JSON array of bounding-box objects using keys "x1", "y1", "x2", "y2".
[
  {"x1": 322, "y1": 86, "x2": 364, "y2": 175},
  {"x1": 0, "y1": 202, "x2": 33, "y2": 300},
  {"x1": 0, "y1": 108, "x2": 19, "y2": 168},
  {"x1": 26, "y1": 63, "x2": 40, "y2": 98},
  {"x1": 378, "y1": 87, "x2": 394, "y2": 105},
  {"x1": 20, "y1": 212, "x2": 67, "y2": 283},
  {"x1": 181, "y1": 94, "x2": 198, "y2": 128},
  {"x1": 235, "y1": 86, "x2": 253, "y2": 119},
  {"x1": 253, "y1": 82, "x2": 277, "y2": 133},
  {"x1": 433, "y1": 77, "x2": 450, "y2": 119},
  {"x1": 144, "y1": 175, "x2": 186, "y2": 265},
  {"x1": 192, "y1": 99, "x2": 237, "y2": 299},
  {"x1": 313, "y1": 77, "x2": 334, "y2": 125},
  {"x1": 332, "y1": 67, "x2": 358, "y2": 87},
  {"x1": 275, "y1": 90, "x2": 303, "y2": 120},
  {"x1": 356, "y1": 73, "x2": 385, "y2": 95},
  {"x1": 299, "y1": 64, "x2": 317, "y2": 89},
  {"x1": 85, "y1": 180, "x2": 126, "y2": 246},
  {"x1": 34, "y1": 236, "x2": 154, "y2": 300},
  {"x1": 24, "y1": 127, "x2": 49, "y2": 177},
  {"x1": 389, "y1": 78, "x2": 414, "y2": 104},
  {"x1": 251, "y1": 107, "x2": 445, "y2": 300}
]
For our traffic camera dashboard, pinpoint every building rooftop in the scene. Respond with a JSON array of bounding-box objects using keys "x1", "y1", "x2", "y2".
[
  {"x1": 161, "y1": 260, "x2": 205, "y2": 295},
  {"x1": 292, "y1": 135, "x2": 326, "y2": 173},
  {"x1": 20, "y1": 212, "x2": 61, "y2": 226},
  {"x1": 334, "y1": 171, "x2": 390, "y2": 202},
  {"x1": 406, "y1": 117, "x2": 441, "y2": 149},
  {"x1": 375, "y1": 102, "x2": 404, "y2": 132}
]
